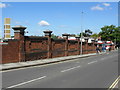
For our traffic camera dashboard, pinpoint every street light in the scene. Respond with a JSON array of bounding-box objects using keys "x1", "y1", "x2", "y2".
[{"x1": 80, "y1": 11, "x2": 84, "y2": 55}]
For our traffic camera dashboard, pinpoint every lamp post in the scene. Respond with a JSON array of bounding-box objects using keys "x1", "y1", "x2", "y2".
[{"x1": 80, "y1": 11, "x2": 84, "y2": 55}]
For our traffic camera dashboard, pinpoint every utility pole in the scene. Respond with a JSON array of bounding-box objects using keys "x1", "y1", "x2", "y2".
[{"x1": 80, "y1": 11, "x2": 84, "y2": 55}]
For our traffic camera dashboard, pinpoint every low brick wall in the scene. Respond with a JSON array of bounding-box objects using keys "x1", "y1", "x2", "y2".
[
  {"x1": 1, "y1": 40, "x2": 20, "y2": 64},
  {"x1": 1, "y1": 36, "x2": 114, "y2": 64},
  {"x1": 52, "y1": 39, "x2": 65, "y2": 58},
  {"x1": 24, "y1": 36, "x2": 48, "y2": 61}
]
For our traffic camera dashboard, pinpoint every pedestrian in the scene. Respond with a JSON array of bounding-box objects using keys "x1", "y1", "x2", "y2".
[
  {"x1": 102, "y1": 43, "x2": 106, "y2": 53},
  {"x1": 109, "y1": 46, "x2": 111, "y2": 52},
  {"x1": 96, "y1": 45, "x2": 100, "y2": 54},
  {"x1": 104, "y1": 46, "x2": 106, "y2": 52},
  {"x1": 102, "y1": 46, "x2": 106, "y2": 53}
]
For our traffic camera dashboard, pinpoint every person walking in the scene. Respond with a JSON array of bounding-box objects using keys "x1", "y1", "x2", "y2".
[
  {"x1": 104, "y1": 46, "x2": 106, "y2": 52},
  {"x1": 109, "y1": 46, "x2": 111, "y2": 52},
  {"x1": 96, "y1": 45, "x2": 100, "y2": 54},
  {"x1": 102, "y1": 44, "x2": 106, "y2": 53}
]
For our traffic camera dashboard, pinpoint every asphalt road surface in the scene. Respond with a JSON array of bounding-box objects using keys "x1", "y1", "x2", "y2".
[{"x1": 2, "y1": 50, "x2": 119, "y2": 89}]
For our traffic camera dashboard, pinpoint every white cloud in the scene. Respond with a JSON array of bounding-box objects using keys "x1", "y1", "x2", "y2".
[
  {"x1": 103, "y1": 3, "x2": 110, "y2": 7},
  {"x1": 91, "y1": 5, "x2": 104, "y2": 11},
  {"x1": 38, "y1": 20, "x2": 50, "y2": 26},
  {"x1": 0, "y1": 3, "x2": 7, "y2": 8}
]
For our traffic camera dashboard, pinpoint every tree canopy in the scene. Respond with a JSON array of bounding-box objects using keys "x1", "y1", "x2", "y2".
[
  {"x1": 79, "y1": 29, "x2": 93, "y2": 37},
  {"x1": 51, "y1": 34, "x2": 58, "y2": 39},
  {"x1": 99, "y1": 25, "x2": 120, "y2": 44},
  {"x1": 90, "y1": 33, "x2": 99, "y2": 39}
]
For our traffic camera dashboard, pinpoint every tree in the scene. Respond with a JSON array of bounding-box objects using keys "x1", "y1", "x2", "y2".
[
  {"x1": 90, "y1": 33, "x2": 99, "y2": 39},
  {"x1": 79, "y1": 32, "x2": 86, "y2": 37},
  {"x1": 85, "y1": 29, "x2": 93, "y2": 37},
  {"x1": 114, "y1": 26, "x2": 120, "y2": 45},
  {"x1": 99, "y1": 25, "x2": 120, "y2": 45},
  {"x1": 51, "y1": 34, "x2": 58, "y2": 39},
  {"x1": 79, "y1": 29, "x2": 93, "y2": 37},
  {"x1": 99, "y1": 25, "x2": 116, "y2": 41}
]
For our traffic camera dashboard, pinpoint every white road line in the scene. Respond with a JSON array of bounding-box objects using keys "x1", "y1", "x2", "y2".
[
  {"x1": 88, "y1": 61, "x2": 97, "y2": 64},
  {"x1": 61, "y1": 66, "x2": 81, "y2": 72},
  {"x1": 75, "y1": 62, "x2": 80, "y2": 63},
  {"x1": 6, "y1": 76, "x2": 46, "y2": 88},
  {"x1": 100, "y1": 58, "x2": 106, "y2": 61}
]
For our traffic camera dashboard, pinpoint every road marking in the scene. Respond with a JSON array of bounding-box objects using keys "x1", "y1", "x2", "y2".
[
  {"x1": 75, "y1": 61, "x2": 80, "y2": 63},
  {"x1": 6, "y1": 76, "x2": 46, "y2": 88},
  {"x1": 88, "y1": 61, "x2": 97, "y2": 64},
  {"x1": 108, "y1": 76, "x2": 120, "y2": 90},
  {"x1": 61, "y1": 66, "x2": 81, "y2": 72},
  {"x1": 100, "y1": 58, "x2": 106, "y2": 61}
]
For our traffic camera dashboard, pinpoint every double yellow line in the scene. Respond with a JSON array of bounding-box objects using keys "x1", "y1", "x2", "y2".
[{"x1": 108, "y1": 76, "x2": 120, "y2": 90}]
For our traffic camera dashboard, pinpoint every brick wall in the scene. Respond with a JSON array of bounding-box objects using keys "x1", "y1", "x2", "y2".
[
  {"x1": 82, "y1": 42, "x2": 86, "y2": 54},
  {"x1": 1, "y1": 40, "x2": 20, "y2": 64},
  {"x1": 1, "y1": 36, "x2": 114, "y2": 64},
  {"x1": 87, "y1": 43, "x2": 96, "y2": 54},
  {"x1": 25, "y1": 36, "x2": 48, "y2": 61},
  {"x1": 52, "y1": 39, "x2": 65, "y2": 58},
  {"x1": 68, "y1": 40, "x2": 78, "y2": 56}
]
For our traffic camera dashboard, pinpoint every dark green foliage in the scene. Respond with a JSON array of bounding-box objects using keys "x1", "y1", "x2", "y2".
[
  {"x1": 99, "y1": 25, "x2": 120, "y2": 44},
  {"x1": 51, "y1": 34, "x2": 58, "y2": 39},
  {"x1": 90, "y1": 33, "x2": 99, "y2": 39},
  {"x1": 79, "y1": 29, "x2": 93, "y2": 37}
]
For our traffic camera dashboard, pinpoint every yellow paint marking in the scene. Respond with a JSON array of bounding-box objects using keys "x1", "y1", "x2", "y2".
[{"x1": 108, "y1": 76, "x2": 120, "y2": 90}]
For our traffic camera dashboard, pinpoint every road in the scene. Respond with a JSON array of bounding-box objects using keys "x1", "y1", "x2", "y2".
[{"x1": 2, "y1": 50, "x2": 119, "y2": 89}]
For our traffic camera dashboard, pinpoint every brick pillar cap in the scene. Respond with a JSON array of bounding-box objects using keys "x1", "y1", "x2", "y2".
[
  {"x1": 43, "y1": 30, "x2": 53, "y2": 33},
  {"x1": 12, "y1": 25, "x2": 26, "y2": 29},
  {"x1": 62, "y1": 33, "x2": 70, "y2": 36},
  {"x1": 43, "y1": 30, "x2": 53, "y2": 37}
]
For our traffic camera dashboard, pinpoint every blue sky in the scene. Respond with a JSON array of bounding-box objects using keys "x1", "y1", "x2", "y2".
[{"x1": 1, "y1": 2, "x2": 118, "y2": 37}]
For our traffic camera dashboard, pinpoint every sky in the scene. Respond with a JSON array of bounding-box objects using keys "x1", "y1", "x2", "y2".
[{"x1": 0, "y1": 2, "x2": 118, "y2": 37}]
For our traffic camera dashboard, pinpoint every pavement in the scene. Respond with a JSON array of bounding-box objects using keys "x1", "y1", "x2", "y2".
[
  {"x1": 2, "y1": 50, "x2": 118, "y2": 88},
  {"x1": 0, "y1": 50, "x2": 116, "y2": 71}
]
